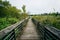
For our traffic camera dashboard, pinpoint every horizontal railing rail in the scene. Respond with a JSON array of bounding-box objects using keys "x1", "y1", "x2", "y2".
[
  {"x1": 32, "y1": 18, "x2": 60, "y2": 40},
  {"x1": 0, "y1": 17, "x2": 29, "y2": 40}
]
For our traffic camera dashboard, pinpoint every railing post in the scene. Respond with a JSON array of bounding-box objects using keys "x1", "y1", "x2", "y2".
[
  {"x1": 44, "y1": 28, "x2": 46, "y2": 40},
  {"x1": 13, "y1": 29, "x2": 16, "y2": 40}
]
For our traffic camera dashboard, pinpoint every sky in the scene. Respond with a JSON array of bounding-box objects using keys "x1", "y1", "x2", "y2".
[{"x1": 7, "y1": 0, "x2": 60, "y2": 14}]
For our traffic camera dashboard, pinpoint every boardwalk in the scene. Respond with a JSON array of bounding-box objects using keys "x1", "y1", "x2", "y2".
[
  {"x1": 0, "y1": 18, "x2": 60, "y2": 40},
  {"x1": 16, "y1": 19, "x2": 39, "y2": 40}
]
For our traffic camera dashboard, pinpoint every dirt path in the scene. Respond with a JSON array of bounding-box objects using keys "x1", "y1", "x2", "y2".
[{"x1": 17, "y1": 19, "x2": 39, "y2": 40}]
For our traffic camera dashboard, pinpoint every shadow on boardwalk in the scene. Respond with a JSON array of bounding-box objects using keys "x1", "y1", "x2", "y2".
[{"x1": 16, "y1": 19, "x2": 39, "y2": 40}]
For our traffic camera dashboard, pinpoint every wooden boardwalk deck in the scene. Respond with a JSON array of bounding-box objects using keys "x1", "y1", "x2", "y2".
[{"x1": 16, "y1": 19, "x2": 39, "y2": 40}]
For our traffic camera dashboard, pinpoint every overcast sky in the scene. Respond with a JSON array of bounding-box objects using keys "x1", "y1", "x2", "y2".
[{"x1": 7, "y1": 0, "x2": 60, "y2": 14}]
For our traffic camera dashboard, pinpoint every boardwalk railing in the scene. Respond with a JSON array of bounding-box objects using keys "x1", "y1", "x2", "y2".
[
  {"x1": 0, "y1": 18, "x2": 29, "y2": 40},
  {"x1": 32, "y1": 18, "x2": 60, "y2": 40}
]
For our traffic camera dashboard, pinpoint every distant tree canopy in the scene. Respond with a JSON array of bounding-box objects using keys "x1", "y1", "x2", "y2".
[{"x1": 40, "y1": 12, "x2": 60, "y2": 16}]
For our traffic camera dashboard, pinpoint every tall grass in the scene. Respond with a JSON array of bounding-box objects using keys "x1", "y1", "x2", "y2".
[{"x1": 33, "y1": 15, "x2": 60, "y2": 29}]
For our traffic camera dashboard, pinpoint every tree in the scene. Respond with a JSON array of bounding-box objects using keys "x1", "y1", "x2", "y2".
[
  {"x1": 0, "y1": 0, "x2": 21, "y2": 18},
  {"x1": 0, "y1": 0, "x2": 11, "y2": 17},
  {"x1": 3, "y1": 1, "x2": 11, "y2": 8},
  {"x1": 8, "y1": 6, "x2": 21, "y2": 18},
  {"x1": 22, "y1": 5, "x2": 26, "y2": 13}
]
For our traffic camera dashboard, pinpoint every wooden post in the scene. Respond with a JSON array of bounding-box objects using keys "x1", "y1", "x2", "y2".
[{"x1": 13, "y1": 29, "x2": 16, "y2": 40}]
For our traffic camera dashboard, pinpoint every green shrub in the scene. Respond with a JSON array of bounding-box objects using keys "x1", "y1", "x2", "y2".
[
  {"x1": 0, "y1": 18, "x2": 10, "y2": 30},
  {"x1": 0, "y1": 18, "x2": 19, "y2": 30},
  {"x1": 7, "y1": 18, "x2": 19, "y2": 24}
]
